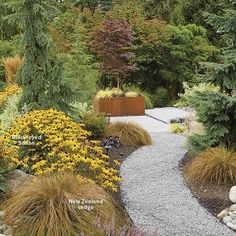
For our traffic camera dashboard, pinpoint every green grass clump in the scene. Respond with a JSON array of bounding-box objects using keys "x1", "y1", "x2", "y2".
[{"x1": 80, "y1": 111, "x2": 107, "y2": 138}]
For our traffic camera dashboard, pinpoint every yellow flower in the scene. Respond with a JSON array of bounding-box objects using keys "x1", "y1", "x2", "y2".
[
  {"x1": 113, "y1": 160, "x2": 121, "y2": 166},
  {"x1": 0, "y1": 109, "x2": 122, "y2": 192}
]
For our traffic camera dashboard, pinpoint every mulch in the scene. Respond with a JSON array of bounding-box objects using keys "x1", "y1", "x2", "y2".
[
  {"x1": 105, "y1": 143, "x2": 140, "y2": 222},
  {"x1": 179, "y1": 153, "x2": 232, "y2": 217},
  {"x1": 107, "y1": 144, "x2": 140, "y2": 204}
]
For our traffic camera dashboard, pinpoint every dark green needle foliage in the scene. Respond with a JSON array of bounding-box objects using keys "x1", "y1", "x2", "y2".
[
  {"x1": 75, "y1": 0, "x2": 114, "y2": 11},
  {"x1": 188, "y1": 0, "x2": 236, "y2": 154},
  {"x1": 5, "y1": 0, "x2": 77, "y2": 114}
]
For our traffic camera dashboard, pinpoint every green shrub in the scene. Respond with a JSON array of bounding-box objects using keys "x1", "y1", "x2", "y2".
[
  {"x1": 69, "y1": 102, "x2": 92, "y2": 121},
  {"x1": 0, "y1": 81, "x2": 6, "y2": 92},
  {"x1": 80, "y1": 112, "x2": 107, "y2": 138},
  {"x1": 144, "y1": 94, "x2": 154, "y2": 109},
  {"x1": 0, "y1": 172, "x2": 8, "y2": 193},
  {"x1": 0, "y1": 159, "x2": 11, "y2": 193},
  {"x1": 187, "y1": 91, "x2": 236, "y2": 154},
  {"x1": 187, "y1": 134, "x2": 214, "y2": 155},
  {"x1": 175, "y1": 82, "x2": 219, "y2": 108},
  {"x1": 186, "y1": 147, "x2": 236, "y2": 185},
  {"x1": 152, "y1": 87, "x2": 170, "y2": 107}
]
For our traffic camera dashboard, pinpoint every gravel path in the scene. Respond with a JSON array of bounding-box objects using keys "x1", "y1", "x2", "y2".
[{"x1": 120, "y1": 132, "x2": 235, "y2": 236}]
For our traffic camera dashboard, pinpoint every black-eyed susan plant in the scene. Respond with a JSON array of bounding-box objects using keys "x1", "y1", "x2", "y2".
[{"x1": 0, "y1": 109, "x2": 121, "y2": 192}]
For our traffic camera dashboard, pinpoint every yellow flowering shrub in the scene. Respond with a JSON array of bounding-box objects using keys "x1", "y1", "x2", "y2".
[
  {"x1": 0, "y1": 85, "x2": 21, "y2": 108},
  {"x1": 0, "y1": 109, "x2": 121, "y2": 191}
]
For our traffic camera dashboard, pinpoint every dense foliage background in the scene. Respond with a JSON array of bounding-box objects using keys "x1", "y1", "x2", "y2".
[{"x1": 0, "y1": 0, "x2": 224, "y2": 107}]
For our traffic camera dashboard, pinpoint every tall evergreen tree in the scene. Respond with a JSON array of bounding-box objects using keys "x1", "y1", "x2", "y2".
[
  {"x1": 188, "y1": 0, "x2": 236, "y2": 153},
  {"x1": 5, "y1": 0, "x2": 77, "y2": 114},
  {"x1": 204, "y1": 0, "x2": 236, "y2": 94},
  {"x1": 170, "y1": 0, "x2": 223, "y2": 46}
]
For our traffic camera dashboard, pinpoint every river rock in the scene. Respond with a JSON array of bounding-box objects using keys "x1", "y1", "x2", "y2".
[
  {"x1": 230, "y1": 204, "x2": 236, "y2": 211},
  {"x1": 223, "y1": 215, "x2": 232, "y2": 224},
  {"x1": 232, "y1": 220, "x2": 236, "y2": 225},
  {"x1": 4, "y1": 228, "x2": 12, "y2": 235},
  {"x1": 227, "y1": 222, "x2": 236, "y2": 230},
  {"x1": 217, "y1": 209, "x2": 228, "y2": 219},
  {"x1": 6, "y1": 169, "x2": 34, "y2": 192},
  {"x1": 0, "y1": 224, "x2": 7, "y2": 232},
  {"x1": 0, "y1": 212, "x2": 4, "y2": 218},
  {"x1": 230, "y1": 186, "x2": 236, "y2": 203}
]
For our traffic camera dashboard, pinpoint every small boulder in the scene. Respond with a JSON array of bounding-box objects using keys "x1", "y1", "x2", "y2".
[
  {"x1": 4, "y1": 228, "x2": 12, "y2": 235},
  {"x1": 227, "y1": 222, "x2": 236, "y2": 230},
  {"x1": 0, "y1": 224, "x2": 6, "y2": 232},
  {"x1": 229, "y1": 186, "x2": 236, "y2": 203},
  {"x1": 223, "y1": 216, "x2": 232, "y2": 224},
  {"x1": 230, "y1": 204, "x2": 236, "y2": 211},
  {"x1": 232, "y1": 220, "x2": 236, "y2": 225},
  {"x1": 6, "y1": 170, "x2": 34, "y2": 192},
  {"x1": 217, "y1": 209, "x2": 228, "y2": 219}
]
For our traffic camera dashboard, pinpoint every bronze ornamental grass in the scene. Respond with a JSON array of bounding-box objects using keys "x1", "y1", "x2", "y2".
[
  {"x1": 3, "y1": 55, "x2": 22, "y2": 85},
  {"x1": 185, "y1": 147, "x2": 236, "y2": 185},
  {"x1": 105, "y1": 121, "x2": 152, "y2": 146},
  {"x1": 3, "y1": 172, "x2": 124, "y2": 236}
]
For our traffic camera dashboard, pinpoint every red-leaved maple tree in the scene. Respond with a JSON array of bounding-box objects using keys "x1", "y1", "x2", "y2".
[{"x1": 91, "y1": 17, "x2": 138, "y2": 88}]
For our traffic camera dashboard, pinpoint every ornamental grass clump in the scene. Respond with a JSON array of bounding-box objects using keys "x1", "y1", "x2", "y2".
[
  {"x1": 96, "y1": 90, "x2": 113, "y2": 98},
  {"x1": 0, "y1": 109, "x2": 121, "y2": 192},
  {"x1": 3, "y1": 172, "x2": 124, "y2": 236},
  {"x1": 105, "y1": 121, "x2": 152, "y2": 145},
  {"x1": 185, "y1": 147, "x2": 236, "y2": 185},
  {"x1": 3, "y1": 55, "x2": 22, "y2": 85},
  {"x1": 125, "y1": 91, "x2": 138, "y2": 97}
]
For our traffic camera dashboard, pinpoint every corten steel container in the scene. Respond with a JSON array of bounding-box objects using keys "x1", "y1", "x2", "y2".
[{"x1": 93, "y1": 96, "x2": 145, "y2": 116}]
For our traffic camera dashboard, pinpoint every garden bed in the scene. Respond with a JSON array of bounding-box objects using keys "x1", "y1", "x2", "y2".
[
  {"x1": 179, "y1": 153, "x2": 232, "y2": 216},
  {"x1": 107, "y1": 144, "x2": 140, "y2": 206}
]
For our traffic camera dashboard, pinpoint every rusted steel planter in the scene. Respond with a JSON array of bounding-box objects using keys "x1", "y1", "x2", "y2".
[{"x1": 93, "y1": 96, "x2": 145, "y2": 116}]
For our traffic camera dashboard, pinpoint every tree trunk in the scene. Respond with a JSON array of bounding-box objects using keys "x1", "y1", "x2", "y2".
[{"x1": 116, "y1": 78, "x2": 121, "y2": 88}]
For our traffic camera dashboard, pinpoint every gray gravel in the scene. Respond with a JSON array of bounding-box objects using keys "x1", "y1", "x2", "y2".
[{"x1": 120, "y1": 132, "x2": 235, "y2": 236}]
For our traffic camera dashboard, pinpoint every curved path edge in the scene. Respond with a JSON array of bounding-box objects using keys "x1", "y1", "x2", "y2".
[{"x1": 120, "y1": 132, "x2": 235, "y2": 236}]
